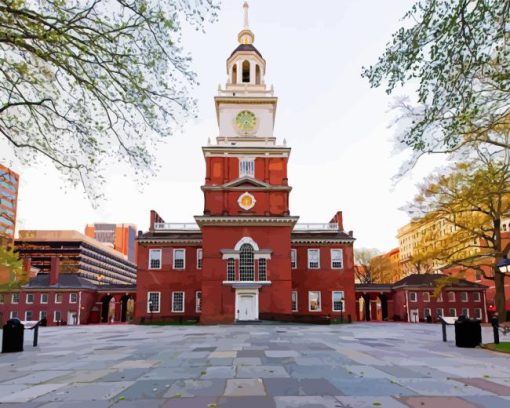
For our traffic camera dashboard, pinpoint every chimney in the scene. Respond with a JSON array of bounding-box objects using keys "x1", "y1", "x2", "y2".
[
  {"x1": 49, "y1": 257, "x2": 60, "y2": 286},
  {"x1": 329, "y1": 211, "x2": 344, "y2": 231}
]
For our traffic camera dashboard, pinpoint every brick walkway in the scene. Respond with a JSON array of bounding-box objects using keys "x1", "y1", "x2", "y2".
[{"x1": 0, "y1": 323, "x2": 509, "y2": 407}]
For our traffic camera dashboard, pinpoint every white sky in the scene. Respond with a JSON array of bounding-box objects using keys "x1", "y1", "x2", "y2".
[{"x1": 3, "y1": 0, "x2": 447, "y2": 252}]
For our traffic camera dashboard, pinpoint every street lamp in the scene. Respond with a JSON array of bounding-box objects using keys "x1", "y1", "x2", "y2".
[{"x1": 497, "y1": 258, "x2": 510, "y2": 274}]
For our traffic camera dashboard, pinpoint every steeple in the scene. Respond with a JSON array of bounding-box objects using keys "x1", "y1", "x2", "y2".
[{"x1": 238, "y1": 2, "x2": 255, "y2": 45}]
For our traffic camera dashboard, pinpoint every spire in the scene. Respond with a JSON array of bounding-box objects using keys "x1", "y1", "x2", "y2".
[{"x1": 238, "y1": 1, "x2": 255, "y2": 44}]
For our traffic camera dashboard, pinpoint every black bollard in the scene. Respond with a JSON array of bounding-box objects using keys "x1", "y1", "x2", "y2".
[
  {"x1": 491, "y1": 316, "x2": 500, "y2": 345},
  {"x1": 33, "y1": 325, "x2": 39, "y2": 347},
  {"x1": 442, "y1": 321, "x2": 447, "y2": 342}
]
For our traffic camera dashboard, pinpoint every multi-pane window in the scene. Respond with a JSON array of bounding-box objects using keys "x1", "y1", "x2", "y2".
[
  {"x1": 474, "y1": 308, "x2": 482, "y2": 319},
  {"x1": 11, "y1": 293, "x2": 19, "y2": 304},
  {"x1": 308, "y1": 291, "x2": 321, "y2": 311},
  {"x1": 239, "y1": 159, "x2": 255, "y2": 178},
  {"x1": 196, "y1": 291, "x2": 202, "y2": 313},
  {"x1": 172, "y1": 292, "x2": 185, "y2": 312},
  {"x1": 461, "y1": 308, "x2": 469, "y2": 317},
  {"x1": 40, "y1": 294, "x2": 48, "y2": 304},
  {"x1": 332, "y1": 291, "x2": 344, "y2": 312},
  {"x1": 25, "y1": 311, "x2": 33, "y2": 321},
  {"x1": 173, "y1": 249, "x2": 185, "y2": 270},
  {"x1": 448, "y1": 292, "x2": 455, "y2": 302},
  {"x1": 448, "y1": 308, "x2": 457, "y2": 317},
  {"x1": 331, "y1": 249, "x2": 343, "y2": 269},
  {"x1": 227, "y1": 258, "x2": 236, "y2": 281},
  {"x1": 70, "y1": 293, "x2": 78, "y2": 304},
  {"x1": 55, "y1": 293, "x2": 63, "y2": 304},
  {"x1": 147, "y1": 292, "x2": 160, "y2": 313},
  {"x1": 239, "y1": 244, "x2": 255, "y2": 281},
  {"x1": 54, "y1": 311, "x2": 61, "y2": 323},
  {"x1": 291, "y1": 291, "x2": 298, "y2": 312},
  {"x1": 460, "y1": 292, "x2": 468, "y2": 302},
  {"x1": 308, "y1": 249, "x2": 320, "y2": 269},
  {"x1": 291, "y1": 249, "x2": 297, "y2": 269},
  {"x1": 424, "y1": 308, "x2": 432, "y2": 319},
  {"x1": 149, "y1": 249, "x2": 162, "y2": 269},
  {"x1": 409, "y1": 292, "x2": 417, "y2": 302},
  {"x1": 10, "y1": 311, "x2": 18, "y2": 319},
  {"x1": 258, "y1": 258, "x2": 267, "y2": 281},
  {"x1": 26, "y1": 294, "x2": 34, "y2": 304},
  {"x1": 436, "y1": 308, "x2": 444, "y2": 317},
  {"x1": 0, "y1": 293, "x2": 3, "y2": 304},
  {"x1": 473, "y1": 292, "x2": 481, "y2": 302},
  {"x1": 39, "y1": 311, "x2": 47, "y2": 320},
  {"x1": 197, "y1": 249, "x2": 203, "y2": 270},
  {"x1": 423, "y1": 292, "x2": 430, "y2": 302},
  {"x1": 436, "y1": 292, "x2": 443, "y2": 302}
]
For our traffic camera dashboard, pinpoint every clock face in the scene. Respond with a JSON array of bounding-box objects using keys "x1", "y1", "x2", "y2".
[
  {"x1": 235, "y1": 110, "x2": 257, "y2": 132},
  {"x1": 238, "y1": 192, "x2": 256, "y2": 210}
]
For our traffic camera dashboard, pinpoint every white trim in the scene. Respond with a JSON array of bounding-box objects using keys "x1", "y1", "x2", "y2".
[
  {"x1": 147, "y1": 291, "x2": 161, "y2": 313},
  {"x1": 235, "y1": 289, "x2": 259, "y2": 321},
  {"x1": 291, "y1": 249, "x2": 297, "y2": 269},
  {"x1": 423, "y1": 292, "x2": 430, "y2": 302},
  {"x1": 55, "y1": 293, "x2": 63, "y2": 304},
  {"x1": 473, "y1": 292, "x2": 481, "y2": 302},
  {"x1": 291, "y1": 290, "x2": 298, "y2": 312},
  {"x1": 148, "y1": 249, "x2": 162, "y2": 270},
  {"x1": 460, "y1": 291, "x2": 468, "y2": 302},
  {"x1": 436, "y1": 308, "x2": 444, "y2": 317},
  {"x1": 448, "y1": 308, "x2": 457, "y2": 317},
  {"x1": 39, "y1": 310, "x2": 47, "y2": 320},
  {"x1": 9, "y1": 311, "x2": 18, "y2": 319},
  {"x1": 53, "y1": 310, "x2": 61, "y2": 323},
  {"x1": 195, "y1": 291, "x2": 202, "y2": 313},
  {"x1": 172, "y1": 291, "x2": 185, "y2": 313},
  {"x1": 330, "y1": 249, "x2": 343, "y2": 269},
  {"x1": 69, "y1": 293, "x2": 78, "y2": 304},
  {"x1": 173, "y1": 249, "x2": 186, "y2": 270},
  {"x1": 308, "y1": 291, "x2": 321, "y2": 312},
  {"x1": 11, "y1": 293, "x2": 19, "y2": 304},
  {"x1": 40, "y1": 293, "x2": 48, "y2": 304},
  {"x1": 26, "y1": 293, "x2": 34, "y2": 304},
  {"x1": 234, "y1": 237, "x2": 260, "y2": 251},
  {"x1": 409, "y1": 292, "x2": 417, "y2": 302},
  {"x1": 423, "y1": 308, "x2": 432, "y2": 319},
  {"x1": 332, "y1": 291, "x2": 345, "y2": 312},
  {"x1": 24, "y1": 311, "x2": 33, "y2": 321},
  {"x1": 474, "y1": 308, "x2": 482, "y2": 320},
  {"x1": 196, "y1": 248, "x2": 203, "y2": 270},
  {"x1": 447, "y1": 291, "x2": 456, "y2": 302},
  {"x1": 307, "y1": 249, "x2": 320, "y2": 269}
]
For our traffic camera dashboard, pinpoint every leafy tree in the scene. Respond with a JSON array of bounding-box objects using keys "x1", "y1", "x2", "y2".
[
  {"x1": 362, "y1": 0, "x2": 510, "y2": 171},
  {"x1": 0, "y1": 0, "x2": 219, "y2": 202},
  {"x1": 354, "y1": 248, "x2": 382, "y2": 283},
  {"x1": 370, "y1": 254, "x2": 403, "y2": 283},
  {"x1": 407, "y1": 144, "x2": 510, "y2": 321},
  {"x1": 0, "y1": 246, "x2": 27, "y2": 290}
]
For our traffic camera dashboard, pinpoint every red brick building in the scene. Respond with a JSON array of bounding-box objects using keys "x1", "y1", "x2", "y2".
[{"x1": 135, "y1": 5, "x2": 356, "y2": 324}]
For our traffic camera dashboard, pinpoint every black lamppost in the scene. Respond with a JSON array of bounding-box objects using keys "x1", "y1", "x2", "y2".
[{"x1": 492, "y1": 258, "x2": 510, "y2": 344}]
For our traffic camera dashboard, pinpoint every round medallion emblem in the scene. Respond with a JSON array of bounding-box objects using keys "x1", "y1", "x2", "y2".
[
  {"x1": 235, "y1": 110, "x2": 257, "y2": 132},
  {"x1": 238, "y1": 192, "x2": 256, "y2": 210}
]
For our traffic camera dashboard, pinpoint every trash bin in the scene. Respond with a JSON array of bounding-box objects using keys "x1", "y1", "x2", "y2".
[
  {"x1": 2, "y1": 318, "x2": 25, "y2": 353},
  {"x1": 454, "y1": 317, "x2": 481, "y2": 348}
]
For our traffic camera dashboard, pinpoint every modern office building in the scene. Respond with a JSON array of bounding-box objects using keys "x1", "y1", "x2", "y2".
[
  {"x1": 85, "y1": 223, "x2": 137, "y2": 262},
  {"x1": 0, "y1": 164, "x2": 19, "y2": 247}
]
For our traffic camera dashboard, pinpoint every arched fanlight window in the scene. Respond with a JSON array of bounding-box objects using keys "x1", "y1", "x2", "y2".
[
  {"x1": 242, "y1": 60, "x2": 250, "y2": 83},
  {"x1": 239, "y1": 243, "x2": 255, "y2": 281}
]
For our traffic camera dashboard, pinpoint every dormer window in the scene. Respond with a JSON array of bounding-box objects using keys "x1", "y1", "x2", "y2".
[
  {"x1": 242, "y1": 60, "x2": 250, "y2": 83},
  {"x1": 239, "y1": 159, "x2": 255, "y2": 177}
]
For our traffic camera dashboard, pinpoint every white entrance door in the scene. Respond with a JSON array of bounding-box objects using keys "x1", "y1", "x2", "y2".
[
  {"x1": 236, "y1": 291, "x2": 258, "y2": 321},
  {"x1": 410, "y1": 309, "x2": 419, "y2": 323}
]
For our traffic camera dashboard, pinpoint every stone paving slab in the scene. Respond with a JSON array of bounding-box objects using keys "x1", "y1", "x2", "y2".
[{"x1": 0, "y1": 323, "x2": 507, "y2": 406}]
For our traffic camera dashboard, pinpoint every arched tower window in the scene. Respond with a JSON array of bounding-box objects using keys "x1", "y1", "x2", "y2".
[
  {"x1": 242, "y1": 60, "x2": 250, "y2": 83},
  {"x1": 239, "y1": 243, "x2": 255, "y2": 281},
  {"x1": 232, "y1": 64, "x2": 237, "y2": 84},
  {"x1": 255, "y1": 64, "x2": 261, "y2": 84}
]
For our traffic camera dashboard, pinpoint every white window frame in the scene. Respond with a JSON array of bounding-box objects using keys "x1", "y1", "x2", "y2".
[
  {"x1": 474, "y1": 308, "x2": 482, "y2": 319},
  {"x1": 460, "y1": 291, "x2": 468, "y2": 302},
  {"x1": 409, "y1": 292, "x2": 417, "y2": 302},
  {"x1": 258, "y1": 258, "x2": 267, "y2": 281},
  {"x1": 10, "y1": 311, "x2": 18, "y2": 319},
  {"x1": 149, "y1": 249, "x2": 162, "y2": 270},
  {"x1": 11, "y1": 293, "x2": 19, "y2": 304},
  {"x1": 147, "y1": 292, "x2": 161, "y2": 313},
  {"x1": 308, "y1": 249, "x2": 320, "y2": 269},
  {"x1": 40, "y1": 293, "x2": 48, "y2": 304},
  {"x1": 436, "y1": 308, "x2": 444, "y2": 317},
  {"x1": 332, "y1": 291, "x2": 345, "y2": 312},
  {"x1": 473, "y1": 292, "x2": 481, "y2": 302},
  {"x1": 197, "y1": 249, "x2": 203, "y2": 270},
  {"x1": 39, "y1": 311, "x2": 47, "y2": 320},
  {"x1": 55, "y1": 293, "x2": 63, "y2": 304},
  {"x1": 25, "y1": 311, "x2": 33, "y2": 321},
  {"x1": 291, "y1": 249, "x2": 297, "y2": 269},
  {"x1": 172, "y1": 291, "x2": 185, "y2": 313},
  {"x1": 195, "y1": 291, "x2": 202, "y2": 313},
  {"x1": 331, "y1": 249, "x2": 343, "y2": 269},
  {"x1": 448, "y1": 292, "x2": 455, "y2": 302},
  {"x1": 423, "y1": 308, "x2": 432, "y2": 319},
  {"x1": 69, "y1": 293, "x2": 78, "y2": 304},
  {"x1": 308, "y1": 291, "x2": 321, "y2": 312},
  {"x1": 239, "y1": 158, "x2": 255, "y2": 178},
  {"x1": 422, "y1": 292, "x2": 430, "y2": 303},
  {"x1": 291, "y1": 290, "x2": 298, "y2": 312},
  {"x1": 173, "y1": 249, "x2": 186, "y2": 270},
  {"x1": 26, "y1": 293, "x2": 34, "y2": 304},
  {"x1": 54, "y1": 310, "x2": 61, "y2": 323},
  {"x1": 436, "y1": 293, "x2": 443, "y2": 302},
  {"x1": 449, "y1": 308, "x2": 457, "y2": 317}
]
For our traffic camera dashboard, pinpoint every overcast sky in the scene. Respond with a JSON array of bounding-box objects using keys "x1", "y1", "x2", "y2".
[{"x1": 3, "y1": 0, "x2": 446, "y2": 252}]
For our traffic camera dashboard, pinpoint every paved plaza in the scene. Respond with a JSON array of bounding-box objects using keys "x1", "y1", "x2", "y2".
[{"x1": 0, "y1": 323, "x2": 509, "y2": 407}]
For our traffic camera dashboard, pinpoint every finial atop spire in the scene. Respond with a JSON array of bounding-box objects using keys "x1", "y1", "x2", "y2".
[
  {"x1": 243, "y1": 2, "x2": 250, "y2": 29},
  {"x1": 238, "y1": 1, "x2": 255, "y2": 44}
]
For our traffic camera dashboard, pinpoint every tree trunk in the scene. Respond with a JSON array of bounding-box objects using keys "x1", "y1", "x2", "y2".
[{"x1": 494, "y1": 268, "x2": 507, "y2": 323}]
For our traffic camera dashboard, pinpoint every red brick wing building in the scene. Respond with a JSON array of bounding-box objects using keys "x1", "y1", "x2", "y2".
[{"x1": 135, "y1": 4, "x2": 356, "y2": 324}]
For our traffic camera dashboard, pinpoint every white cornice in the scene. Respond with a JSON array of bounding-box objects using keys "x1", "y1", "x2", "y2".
[
  {"x1": 195, "y1": 216, "x2": 299, "y2": 227},
  {"x1": 138, "y1": 239, "x2": 202, "y2": 245},
  {"x1": 291, "y1": 239, "x2": 355, "y2": 245}
]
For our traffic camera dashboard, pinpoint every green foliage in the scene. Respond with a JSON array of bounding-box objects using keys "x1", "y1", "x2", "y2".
[
  {"x1": 362, "y1": 0, "x2": 510, "y2": 162},
  {"x1": 0, "y1": 0, "x2": 219, "y2": 203},
  {"x1": 0, "y1": 246, "x2": 27, "y2": 290}
]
